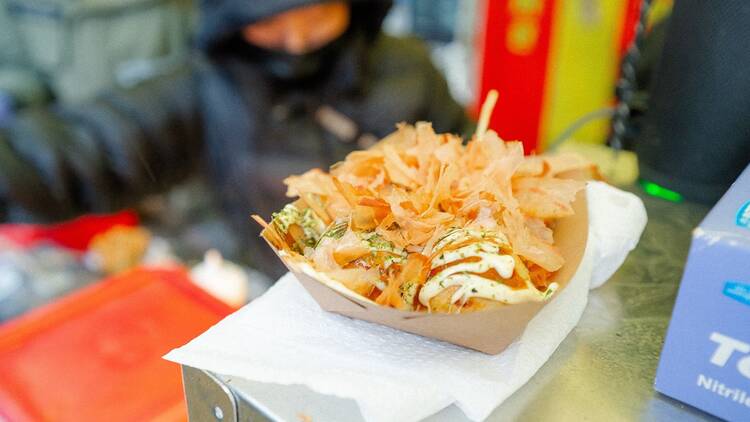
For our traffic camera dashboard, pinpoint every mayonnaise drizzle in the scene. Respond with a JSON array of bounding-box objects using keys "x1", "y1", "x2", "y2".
[
  {"x1": 420, "y1": 273, "x2": 558, "y2": 306},
  {"x1": 419, "y1": 252, "x2": 516, "y2": 306},
  {"x1": 428, "y1": 255, "x2": 515, "y2": 286},
  {"x1": 420, "y1": 229, "x2": 556, "y2": 308},
  {"x1": 433, "y1": 228, "x2": 509, "y2": 253},
  {"x1": 431, "y1": 242, "x2": 506, "y2": 270}
]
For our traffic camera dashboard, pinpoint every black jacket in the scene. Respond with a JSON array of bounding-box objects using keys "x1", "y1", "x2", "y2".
[{"x1": 0, "y1": 0, "x2": 470, "y2": 277}]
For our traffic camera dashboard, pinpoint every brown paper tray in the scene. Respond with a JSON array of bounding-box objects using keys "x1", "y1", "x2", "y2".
[{"x1": 263, "y1": 190, "x2": 588, "y2": 354}]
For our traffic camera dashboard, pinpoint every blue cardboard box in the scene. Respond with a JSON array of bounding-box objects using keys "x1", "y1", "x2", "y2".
[{"x1": 655, "y1": 166, "x2": 750, "y2": 421}]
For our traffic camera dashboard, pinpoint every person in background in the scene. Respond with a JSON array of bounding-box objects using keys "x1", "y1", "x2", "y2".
[{"x1": 0, "y1": 0, "x2": 470, "y2": 278}]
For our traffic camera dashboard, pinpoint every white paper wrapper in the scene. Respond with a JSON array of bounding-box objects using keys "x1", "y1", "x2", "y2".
[{"x1": 165, "y1": 182, "x2": 647, "y2": 422}]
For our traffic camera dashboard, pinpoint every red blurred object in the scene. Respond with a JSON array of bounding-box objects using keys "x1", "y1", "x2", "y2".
[
  {"x1": 475, "y1": 0, "x2": 645, "y2": 152},
  {"x1": 0, "y1": 267, "x2": 233, "y2": 422},
  {"x1": 0, "y1": 210, "x2": 139, "y2": 252},
  {"x1": 477, "y1": 0, "x2": 555, "y2": 153}
]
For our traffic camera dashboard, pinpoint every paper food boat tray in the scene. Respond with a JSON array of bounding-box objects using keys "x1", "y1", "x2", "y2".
[{"x1": 262, "y1": 191, "x2": 588, "y2": 354}]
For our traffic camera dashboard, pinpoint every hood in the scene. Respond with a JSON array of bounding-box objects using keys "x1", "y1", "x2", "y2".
[{"x1": 197, "y1": 0, "x2": 393, "y2": 52}]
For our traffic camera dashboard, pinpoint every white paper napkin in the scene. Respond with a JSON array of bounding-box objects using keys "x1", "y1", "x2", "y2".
[{"x1": 165, "y1": 182, "x2": 647, "y2": 422}]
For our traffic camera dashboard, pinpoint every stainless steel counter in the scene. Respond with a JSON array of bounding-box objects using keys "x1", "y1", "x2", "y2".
[{"x1": 182, "y1": 189, "x2": 720, "y2": 421}]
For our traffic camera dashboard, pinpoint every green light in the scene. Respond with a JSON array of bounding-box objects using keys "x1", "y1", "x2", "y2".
[{"x1": 639, "y1": 179, "x2": 684, "y2": 202}]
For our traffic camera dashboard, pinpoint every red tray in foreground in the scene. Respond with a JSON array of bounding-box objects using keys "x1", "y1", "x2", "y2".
[{"x1": 0, "y1": 267, "x2": 233, "y2": 422}]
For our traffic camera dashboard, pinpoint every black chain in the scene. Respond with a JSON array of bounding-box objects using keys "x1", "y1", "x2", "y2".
[{"x1": 608, "y1": 0, "x2": 653, "y2": 151}]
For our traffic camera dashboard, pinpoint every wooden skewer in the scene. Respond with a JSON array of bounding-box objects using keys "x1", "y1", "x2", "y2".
[{"x1": 476, "y1": 89, "x2": 499, "y2": 141}]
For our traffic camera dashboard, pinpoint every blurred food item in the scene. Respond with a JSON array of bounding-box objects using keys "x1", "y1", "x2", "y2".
[
  {"x1": 190, "y1": 249, "x2": 250, "y2": 308},
  {"x1": 87, "y1": 225, "x2": 152, "y2": 275}
]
